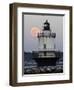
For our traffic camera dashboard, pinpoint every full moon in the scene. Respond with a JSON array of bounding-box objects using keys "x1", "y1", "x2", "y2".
[{"x1": 31, "y1": 27, "x2": 41, "y2": 37}]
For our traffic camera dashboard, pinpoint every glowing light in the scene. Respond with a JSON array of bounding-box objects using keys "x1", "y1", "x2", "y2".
[{"x1": 31, "y1": 27, "x2": 41, "y2": 37}]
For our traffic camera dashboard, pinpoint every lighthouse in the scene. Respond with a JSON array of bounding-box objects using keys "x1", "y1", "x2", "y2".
[
  {"x1": 32, "y1": 20, "x2": 59, "y2": 66},
  {"x1": 38, "y1": 20, "x2": 56, "y2": 57}
]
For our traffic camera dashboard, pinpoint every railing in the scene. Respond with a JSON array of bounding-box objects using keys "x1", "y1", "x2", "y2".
[{"x1": 37, "y1": 32, "x2": 56, "y2": 38}]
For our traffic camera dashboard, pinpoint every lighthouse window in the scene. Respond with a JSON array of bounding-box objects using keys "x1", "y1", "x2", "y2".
[{"x1": 44, "y1": 44, "x2": 46, "y2": 49}]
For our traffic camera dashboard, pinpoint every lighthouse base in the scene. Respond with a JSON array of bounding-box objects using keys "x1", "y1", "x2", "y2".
[
  {"x1": 33, "y1": 57, "x2": 58, "y2": 66},
  {"x1": 32, "y1": 51, "x2": 60, "y2": 66}
]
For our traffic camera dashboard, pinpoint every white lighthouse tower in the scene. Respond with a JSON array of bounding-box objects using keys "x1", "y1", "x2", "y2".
[
  {"x1": 37, "y1": 20, "x2": 56, "y2": 58},
  {"x1": 33, "y1": 20, "x2": 58, "y2": 66}
]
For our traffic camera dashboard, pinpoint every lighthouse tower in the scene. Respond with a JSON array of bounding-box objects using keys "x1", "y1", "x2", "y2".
[
  {"x1": 33, "y1": 20, "x2": 58, "y2": 66},
  {"x1": 37, "y1": 20, "x2": 56, "y2": 58}
]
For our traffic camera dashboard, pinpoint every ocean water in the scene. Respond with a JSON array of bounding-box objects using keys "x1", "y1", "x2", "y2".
[{"x1": 23, "y1": 52, "x2": 63, "y2": 74}]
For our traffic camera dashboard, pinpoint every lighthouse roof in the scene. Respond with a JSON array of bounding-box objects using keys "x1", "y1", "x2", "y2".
[
  {"x1": 44, "y1": 20, "x2": 50, "y2": 25},
  {"x1": 43, "y1": 20, "x2": 50, "y2": 31}
]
